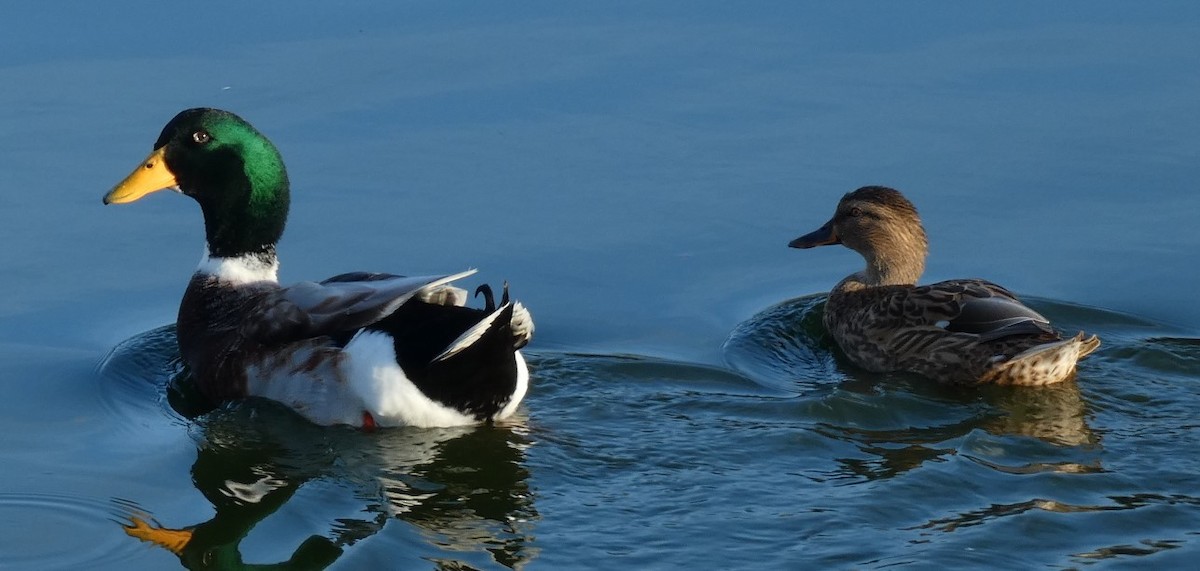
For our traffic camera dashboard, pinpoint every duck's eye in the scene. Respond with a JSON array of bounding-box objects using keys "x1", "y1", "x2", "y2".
[
  {"x1": 192, "y1": 130, "x2": 211, "y2": 144},
  {"x1": 848, "y1": 207, "x2": 863, "y2": 218}
]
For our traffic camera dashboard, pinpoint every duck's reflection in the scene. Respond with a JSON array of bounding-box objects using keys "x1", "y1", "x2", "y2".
[
  {"x1": 123, "y1": 404, "x2": 537, "y2": 570},
  {"x1": 977, "y1": 381, "x2": 1095, "y2": 447},
  {"x1": 812, "y1": 379, "x2": 1101, "y2": 482}
]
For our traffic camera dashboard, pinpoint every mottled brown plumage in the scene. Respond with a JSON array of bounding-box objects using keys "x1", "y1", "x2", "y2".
[{"x1": 790, "y1": 186, "x2": 1099, "y2": 386}]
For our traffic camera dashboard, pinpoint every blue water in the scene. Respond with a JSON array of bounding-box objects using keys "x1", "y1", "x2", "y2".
[{"x1": 2, "y1": 2, "x2": 1200, "y2": 569}]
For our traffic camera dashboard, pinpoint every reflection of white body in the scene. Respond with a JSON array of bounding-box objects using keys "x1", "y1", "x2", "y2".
[{"x1": 120, "y1": 406, "x2": 536, "y2": 568}]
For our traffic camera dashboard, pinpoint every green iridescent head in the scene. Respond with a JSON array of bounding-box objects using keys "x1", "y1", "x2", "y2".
[{"x1": 105, "y1": 108, "x2": 291, "y2": 258}]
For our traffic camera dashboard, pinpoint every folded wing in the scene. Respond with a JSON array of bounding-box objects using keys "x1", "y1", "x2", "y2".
[
  {"x1": 241, "y1": 269, "x2": 477, "y2": 344},
  {"x1": 908, "y1": 279, "x2": 1056, "y2": 342}
]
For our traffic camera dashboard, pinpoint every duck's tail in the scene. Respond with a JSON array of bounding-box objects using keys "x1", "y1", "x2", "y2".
[
  {"x1": 982, "y1": 332, "x2": 1101, "y2": 386},
  {"x1": 466, "y1": 282, "x2": 534, "y2": 350},
  {"x1": 510, "y1": 301, "x2": 534, "y2": 349},
  {"x1": 432, "y1": 303, "x2": 518, "y2": 363}
]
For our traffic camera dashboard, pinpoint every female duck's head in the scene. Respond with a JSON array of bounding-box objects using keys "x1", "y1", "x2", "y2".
[
  {"x1": 104, "y1": 108, "x2": 290, "y2": 258},
  {"x1": 789, "y1": 186, "x2": 929, "y2": 286}
]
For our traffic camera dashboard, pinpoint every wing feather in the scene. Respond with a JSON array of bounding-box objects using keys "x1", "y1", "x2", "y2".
[
  {"x1": 905, "y1": 279, "x2": 1054, "y2": 342},
  {"x1": 241, "y1": 269, "x2": 478, "y2": 343}
]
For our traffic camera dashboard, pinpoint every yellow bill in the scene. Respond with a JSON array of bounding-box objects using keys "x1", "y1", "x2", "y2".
[{"x1": 103, "y1": 146, "x2": 178, "y2": 205}]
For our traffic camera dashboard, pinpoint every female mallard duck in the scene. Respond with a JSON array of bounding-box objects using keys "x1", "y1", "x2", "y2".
[
  {"x1": 102, "y1": 108, "x2": 533, "y2": 428},
  {"x1": 789, "y1": 186, "x2": 1098, "y2": 386}
]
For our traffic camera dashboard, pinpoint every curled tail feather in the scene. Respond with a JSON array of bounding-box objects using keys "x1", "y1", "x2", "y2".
[{"x1": 511, "y1": 301, "x2": 534, "y2": 350}]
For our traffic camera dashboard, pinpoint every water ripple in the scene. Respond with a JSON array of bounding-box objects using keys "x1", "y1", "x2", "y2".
[
  {"x1": 0, "y1": 492, "x2": 148, "y2": 569},
  {"x1": 94, "y1": 324, "x2": 192, "y2": 429},
  {"x1": 81, "y1": 299, "x2": 1200, "y2": 568},
  {"x1": 708, "y1": 293, "x2": 1200, "y2": 566}
]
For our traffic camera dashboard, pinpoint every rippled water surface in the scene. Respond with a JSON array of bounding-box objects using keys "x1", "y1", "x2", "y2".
[{"x1": 3, "y1": 2, "x2": 1200, "y2": 569}]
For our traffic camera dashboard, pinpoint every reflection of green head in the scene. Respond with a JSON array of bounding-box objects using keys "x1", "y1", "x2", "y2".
[
  {"x1": 121, "y1": 410, "x2": 537, "y2": 570},
  {"x1": 123, "y1": 415, "x2": 341, "y2": 570}
]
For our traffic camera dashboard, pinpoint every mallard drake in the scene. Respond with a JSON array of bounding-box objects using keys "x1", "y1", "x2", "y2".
[
  {"x1": 103, "y1": 108, "x2": 533, "y2": 428},
  {"x1": 789, "y1": 186, "x2": 1098, "y2": 386}
]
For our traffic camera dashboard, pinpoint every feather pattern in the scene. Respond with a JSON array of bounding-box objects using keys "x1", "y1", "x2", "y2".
[
  {"x1": 791, "y1": 186, "x2": 1098, "y2": 386},
  {"x1": 176, "y1": 266, "x2": 531, "y2": 424},
  {"x1": 104, "y1": 108, "x2": 533, "y2": 427},
  {"x1": 241, "y1": 269, "x2": 478, "y2": 344}
]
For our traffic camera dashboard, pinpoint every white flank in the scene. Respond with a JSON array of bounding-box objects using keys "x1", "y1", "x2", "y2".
[
  {"x1": 197, "y1": 247, "x2": 279, "y2": 284},
  {"x1": 244, "y1": 345, "x2": 365, "y2": 426},
  {"x1": 496, "y1": 351, "x2": 529, "y2": 420},
  {"x1": 343, "y1": 330, "x2": 477, "y2": 427}
]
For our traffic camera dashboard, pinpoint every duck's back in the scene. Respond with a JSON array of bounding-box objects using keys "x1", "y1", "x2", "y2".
[{"x1": 823, "y1": 278, "x2": 1086, "y2": 384}]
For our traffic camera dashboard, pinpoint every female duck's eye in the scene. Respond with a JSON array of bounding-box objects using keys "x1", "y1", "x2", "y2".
[{"x1": 192, "y1": 130, "x2": 211, "y2": 144}]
